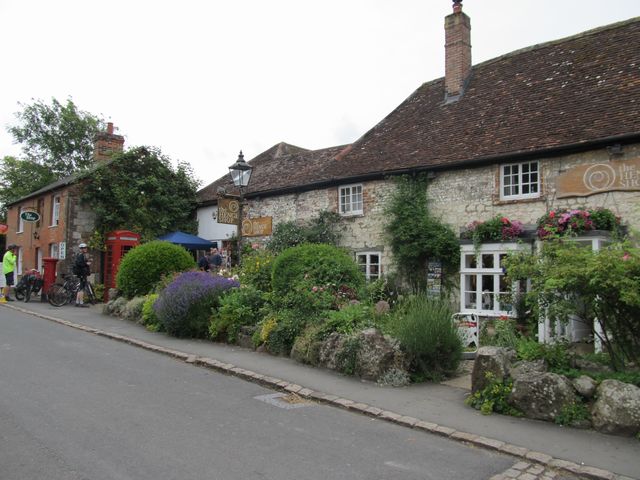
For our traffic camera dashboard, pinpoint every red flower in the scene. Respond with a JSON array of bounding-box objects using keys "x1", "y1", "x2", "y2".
[
  {"x1": 501, "y1": 217, "x2": 509, "y2": 225},
  {"x1": 549, "y1": 211, "x2": 556, "y2": 219}
]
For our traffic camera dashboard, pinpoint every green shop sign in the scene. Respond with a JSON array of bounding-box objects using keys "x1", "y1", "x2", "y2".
[{"x1": 20, "y1": 210, "x2": 40, "y2": 222}]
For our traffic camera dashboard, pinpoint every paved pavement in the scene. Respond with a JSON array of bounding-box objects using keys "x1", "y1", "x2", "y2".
[{"x1": 3, "y1": 299, "x2": 639, "y2": 480}]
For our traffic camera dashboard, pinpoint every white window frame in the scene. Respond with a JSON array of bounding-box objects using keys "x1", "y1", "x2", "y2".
[
  {"x1": 18, "y1": 207, "x2": 25, "y2": 233},
  {"x1": 460, "y1": 243, "x2": 529, "y2": 316},
  {"x1": 339, "y1": 184, "x2": 363, "y2": 216},
  {"x1": 51, "y1": 195, "x2": 61, "y2": 226},
  {"x1": 50, "y1": 243, "x2": 59, "y2": 259},
  {"x1": 500, "y1": 161, "x2": 540, "y2": 200},
  {"x1": 356, "y1": 251, "x2": 381, "y2": 281}
]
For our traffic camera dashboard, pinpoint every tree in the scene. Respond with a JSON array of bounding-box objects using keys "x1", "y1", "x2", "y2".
[
  {"x1": 504, "y1": 240, "x2": 640, "y2": 371},
  {"x1": 0, "y1": 156, "x2": 56, "y2": 218},
  {"x1": 80, "y1": 146, "x2": 200, "y2": 243},
  {"x1": 8, "y1": 97, "x2": 104, "y2": 177}
]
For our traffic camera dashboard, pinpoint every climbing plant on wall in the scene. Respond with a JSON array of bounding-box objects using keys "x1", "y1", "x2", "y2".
[{"x1": 384, "y1": 174, "x2": 459, "y2": 293}]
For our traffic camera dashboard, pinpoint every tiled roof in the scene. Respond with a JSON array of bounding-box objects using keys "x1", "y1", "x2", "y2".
[
  {"x1": 322, "y1": 17, "x2": 640, "y2": 179},
  {"x1": 198, "y1": 17, "x2": 640, "y2": 202},
  {"x1": 196, "y1": 142, "x2": 349, "y2": 204}
]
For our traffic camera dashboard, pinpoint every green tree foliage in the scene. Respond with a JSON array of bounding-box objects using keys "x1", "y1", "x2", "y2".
[
  {"x1": 81, "y1": 146, "x2": 199, "y2": 241},
  {"x1": 0, "y1": 156, "x2": 56, "y2": 217},
  {"x1": 116, "y1": 240, "x2": 195, "y2": 298},
  {"x1": 504, "y1": 240, "x2": 640, "y2": 371},
  {"x1": 384, "y1": 174, "x2": 460, "y2": 292},
  {"x1": 8, "y1": 97, "x2": 104, "y2": 177}
]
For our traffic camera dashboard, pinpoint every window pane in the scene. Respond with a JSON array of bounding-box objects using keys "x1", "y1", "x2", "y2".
[
  {"x1": 482, "y1": 254, "x2": 494, "y2": 268},
  {"x1": 464, "y1": 254, "x2": 476, "y2": 269}
]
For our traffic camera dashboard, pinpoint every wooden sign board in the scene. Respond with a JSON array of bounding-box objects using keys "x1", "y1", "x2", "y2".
[
  {"x1": 556, "y1": 158, "x2": 640, "y2": 198},
  {"x1": 242, "y1": 217, "x2": 273, "y2": 237},
  {"x1": 217, "y1": 198, "x2": 240, "y2": 225}
]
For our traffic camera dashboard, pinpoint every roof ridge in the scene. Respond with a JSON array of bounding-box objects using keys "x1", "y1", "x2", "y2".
[{"x1": 474, "y1": 16, "x2": 640, "y2": 70}]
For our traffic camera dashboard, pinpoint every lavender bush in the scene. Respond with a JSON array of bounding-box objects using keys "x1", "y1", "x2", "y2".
[{"x1": 154, "y1": 271, "x2": 240, "y2": 337}]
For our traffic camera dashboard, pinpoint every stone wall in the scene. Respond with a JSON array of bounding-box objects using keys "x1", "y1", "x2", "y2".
[{"x1": 243, "y1": 143, "x2": 640, "y2": 281}]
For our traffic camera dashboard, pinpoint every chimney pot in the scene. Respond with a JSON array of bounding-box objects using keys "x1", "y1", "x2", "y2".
[{"x1": 107, "y1": 122, "x2": 114, "y2": 134}]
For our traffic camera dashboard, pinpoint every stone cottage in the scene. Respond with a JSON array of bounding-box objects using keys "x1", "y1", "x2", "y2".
[{"x1": 197, "y1": 4, "x2": 640, "y2": 324}]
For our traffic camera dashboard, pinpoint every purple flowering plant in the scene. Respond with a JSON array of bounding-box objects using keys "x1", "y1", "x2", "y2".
[{"x1": 154, "y1": 270, "x2": 239, "y2": 338}]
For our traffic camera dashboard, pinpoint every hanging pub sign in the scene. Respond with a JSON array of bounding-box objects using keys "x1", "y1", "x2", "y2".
[
  {"x1": 20, "y1": 210, "x2": 40, "y2": 222},
  {"x1": 242, "y1": 217, "x2": 273, "y2": 237},
  {"x1": 217, "y1": 198, "x2": 240, "y2": 225}
]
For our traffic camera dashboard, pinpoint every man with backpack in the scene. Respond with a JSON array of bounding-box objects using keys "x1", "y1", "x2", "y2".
[{"x1": 73, "y1": 243, "x2": 91, "y2": 307}]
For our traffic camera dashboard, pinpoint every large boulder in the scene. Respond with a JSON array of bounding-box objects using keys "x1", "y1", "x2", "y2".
[
  {"x1": 318, "y1": 332, "x2": 347, "y2": 371},
  {"x1": 471, "y1": 346, "x2": 516, "y2": 393},
  {"x1": 509, "y1": 359, "x2": 547, "y2": 380},
  {"x1": 572, "y1": 375, "x2": 598, "y2": 399},
  {"x1": 354, "y1": 328, "x2": 407, "y2": 381},
  {"x1": 509, "y1": 372, "x2": 577, "y2": 421},
  {"x1": 591, "y1": 379, "x2": 640, "y2": 436}
]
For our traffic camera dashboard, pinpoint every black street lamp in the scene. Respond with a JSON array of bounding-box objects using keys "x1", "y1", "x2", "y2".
[{"x1": 228, "y1": 150, "x2": 253, "y2": 266}]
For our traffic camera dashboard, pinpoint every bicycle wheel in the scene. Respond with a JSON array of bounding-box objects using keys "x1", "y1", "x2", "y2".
[
  {"x1": 47, "y1": 284, "x2": 70, "y2": 307},
  {"x1": 24, "y1": 285, "x2": 32, "y2": 302},
  {"x1": 84, "y1": 282, "x2": 97, "y2": 304},
  {"x1": 14, "y1": 286, "x2": 25, "y2": 301}
]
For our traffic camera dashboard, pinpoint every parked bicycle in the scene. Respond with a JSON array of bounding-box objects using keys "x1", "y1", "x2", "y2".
[
  {"x1": 14, "y1": 269, "x2": 45, "y2": 303},
  {"x1": 47, "y1": 273, "x2": 96, "y2": 307}
]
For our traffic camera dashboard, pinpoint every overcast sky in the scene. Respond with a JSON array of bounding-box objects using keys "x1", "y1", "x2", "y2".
[{"x1": 2, "y1": 1, "x2": 639, "y2": 188}]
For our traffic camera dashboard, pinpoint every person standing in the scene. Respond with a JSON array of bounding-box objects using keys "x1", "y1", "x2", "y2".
[
  {"x1": 73, "y1": 243, "x2": 91, "y2": 307},
  {"x1": 208, "y1": 247, "x2": 223, "y2": 272},
  {"x1": 2, "y1": 244, "x2": 17, "y2": 301}
]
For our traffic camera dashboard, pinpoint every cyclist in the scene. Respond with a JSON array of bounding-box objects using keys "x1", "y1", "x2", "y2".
[{"x1": 73, "y1": 243, "x2": 91, "y2": 307}]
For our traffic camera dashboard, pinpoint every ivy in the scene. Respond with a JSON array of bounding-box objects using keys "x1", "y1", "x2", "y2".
[{"x1": 384, "y1": 174, "x2": 459, "y2": 292}]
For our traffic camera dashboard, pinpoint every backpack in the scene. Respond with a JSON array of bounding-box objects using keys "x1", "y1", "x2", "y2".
[{"x1": 72, "y1": 253, "x2": 87, "y2": 276}]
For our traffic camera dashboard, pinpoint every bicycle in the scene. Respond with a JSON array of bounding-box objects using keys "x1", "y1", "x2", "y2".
[
  {"x1": 47, "y1": 273, "x2": 96, "y2": 307},
  {"x1": 15, "y1": 269, "x2": 44, "y2": 303}
]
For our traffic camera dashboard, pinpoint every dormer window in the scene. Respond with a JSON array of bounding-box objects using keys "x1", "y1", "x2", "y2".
[
  {"x1": 339, "y1": 184, "x2": 363, "y2": 216},
  {"x1": 500, "y1": 161, "x2": 539, "y2": 200}
]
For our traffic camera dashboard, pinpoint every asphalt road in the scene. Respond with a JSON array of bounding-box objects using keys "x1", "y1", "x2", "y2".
[{"x1": 0, "y1": 307, "x2": 518, "y2": 480}]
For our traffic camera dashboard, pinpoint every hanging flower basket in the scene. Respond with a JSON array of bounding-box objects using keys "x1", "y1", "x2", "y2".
[
  {"x1": 461, "y1": 215, "x2": 524, "y2": 248},
  {"x1": 536, "y1": 207, "x2": 621, "y2": 240}
]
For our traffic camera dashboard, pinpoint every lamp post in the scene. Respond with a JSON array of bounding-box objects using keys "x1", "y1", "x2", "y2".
[{"x1": 228, "y1": 150, "x2": 253, "y2": 266}]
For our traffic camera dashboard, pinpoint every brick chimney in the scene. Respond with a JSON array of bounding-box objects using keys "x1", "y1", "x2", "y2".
[
  {"x1": 93, "y1": 122, "x2": 125, "y2": 162},
  {"x1": 444, "y1": 0, "x2": 471, "y2": 100}
]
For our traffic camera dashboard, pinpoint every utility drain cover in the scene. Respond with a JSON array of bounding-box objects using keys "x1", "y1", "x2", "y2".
[{"x1": 254, "y1": 392, "x2": 313, "y2": 410}]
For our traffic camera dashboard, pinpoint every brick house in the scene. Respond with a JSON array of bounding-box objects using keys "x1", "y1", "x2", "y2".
[
  {"x1": 198, "y1": 5, "x2": 640, "y2": 321},
  {"x1": 4, "y1": 123, "x2": 124, "y2": 281}
]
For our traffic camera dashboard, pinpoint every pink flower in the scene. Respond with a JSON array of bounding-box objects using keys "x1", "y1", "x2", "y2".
[
  {"x1": 501, "y1": 217, "x2": 509, "y2": 225},
  {"x1": 549, "y1": 211, "x2": 556, "y2": 219},
  {"x1": 622, "y1": 253, "x2": 631, "y2": 261},
  {"x1": 312, "y1": 286, "x2": 318, "y2": 292}
]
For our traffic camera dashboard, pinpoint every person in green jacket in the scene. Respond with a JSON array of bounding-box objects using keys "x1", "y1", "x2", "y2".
[{"x1": 3, "y1": 244, "x2": 17, "y2": 301}]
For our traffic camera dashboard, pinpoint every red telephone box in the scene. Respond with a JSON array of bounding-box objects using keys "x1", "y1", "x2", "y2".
[{"x1": 104, "y1": 230, "x2": 140, "y2": 301}]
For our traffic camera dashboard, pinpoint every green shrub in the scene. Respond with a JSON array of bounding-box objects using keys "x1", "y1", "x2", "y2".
[
  {"x1": 318, "y1": 303, "x2": 375, "y2": 339},
  {"x1": 265, "y1": 310, "x2": 305, "y2": 356},
  {"x1": 291, "y1": 324, "x2": 324, "y2": 365},
  {"x1": 154, "y1": 271, "x2": 239, "y2": 338},
  {"x1": 516, "y1": 337, "x2": 571, "y2": 371},
  {"x1": 116, "y1": 241, "x2": 195, "y2": 298},
  {"x1": 209, "y1": 286, "x2": 267, "y2": 343},
  {"x1": 123, "y1": 296, "x2": 146, "y2": 322},
  {"x1": 271, "y1": 243, "x2": 364, "y2": 299},
  {"x1": 93, "y1": 283, "x2": 105, "y2": 302},
  {"x1": 141, "y1": 293, "x2": 161, "y2": 330},
  {"x1": 466, "y1": 372, "x2": 522, "y2": 416},
  {"x1": 390, "y1": 295, "x2": 462, "y2": 379},
  {"x1": 239, "y1": 250, "x2": 274, "y2": 292},
  {"x1": 489, "y1": 317, "x2": 521, "y2": 349},
  {"x1": 555, "y1": 402, "x2": 591, "y2": 426}
]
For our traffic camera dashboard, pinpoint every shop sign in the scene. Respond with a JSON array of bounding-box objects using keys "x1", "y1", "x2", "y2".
[
  {"x1": 217, "y1": 198, "x2": 240, "y2": 225},
  {"x1": 242, "y1": 217, "x2": 273, "y2": 237},
  {"x1": 556, "y1": 157, "x2": 640, "y2": 198},
  {"x1": 20, "y1": 210, "x2": 40, "y2": 222}
]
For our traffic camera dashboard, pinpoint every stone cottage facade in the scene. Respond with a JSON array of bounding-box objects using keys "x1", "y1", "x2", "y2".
[
  {"x1": 197, "y1": 6, "x2": 640, "y2": 319},
  {"x1": 5, "y1": 123, "x2": 124, "y2": 280}
]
